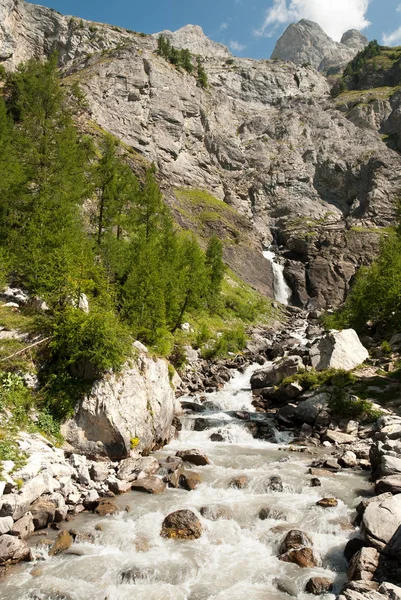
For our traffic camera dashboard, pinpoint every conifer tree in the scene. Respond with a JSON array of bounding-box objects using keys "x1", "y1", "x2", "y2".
[
  {"x1": 4, "y1": 54, "x2": 92, "y2": 302},
  {"x1": 197, "y1": 58, "x2": 208, "y2": 88},
  {"x1": 180, "y1": 49, "x2": 194, "y2": 73},
  {"x1": 205, "y1": 234, "x2": 225, "y2": 309}
]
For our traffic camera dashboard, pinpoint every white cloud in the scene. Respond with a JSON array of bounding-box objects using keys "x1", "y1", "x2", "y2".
[
  {"x1": 397, "y1": 3, "x2": 401, "y2": 12},
  {"x1": 229, "y1": 40, "x2": 247, "y2": 51},
  {"x1": 219, "y1": 21, "x2": 229, "y2": 31},
  {"x1": 254, "y1": 0, "x2": 371, "y2": 42},
  {"x1": 383, "y1": 25, "x2": 401, "y2": 46}
]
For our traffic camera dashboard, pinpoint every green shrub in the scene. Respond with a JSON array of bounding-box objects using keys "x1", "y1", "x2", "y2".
[
  {"x1": 329, "y1": 389, "x2": 381, "y2": 421},
  {"x1": 48, "y1": 305, "x2": 131, "y2": 374},
  {"x1": 202, "y1": 325, "x2": 246, "y2": 359}
]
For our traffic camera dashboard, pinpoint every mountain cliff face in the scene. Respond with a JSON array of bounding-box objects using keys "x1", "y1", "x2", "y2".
[
  {"x1": 271, "y1": 20, "x2": 368, "y2": 74},
  {"x1": 1, "y1": 0, "x2": 400, "y2": 308}
]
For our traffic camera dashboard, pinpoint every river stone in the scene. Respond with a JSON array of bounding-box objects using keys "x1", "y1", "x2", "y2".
[
  {"x1": 0, "y1": 534, "x2": 30, "y2": 563},
  {"x1": 338, "y1": 581, "x2": 385, "y2": 600},
  {"x1": 310, "y1": 329, "x2": 369, "y2": 371},
  {"x1": 325, "y1": 430, "x2": 357, "y2": 445},
  {"x1": 176, "y1": 449, "x2": 210, "y2": 466},
  {"x1": 344, "y1": 538, "x2": 368, "y2": 562},
  {"x1": 306, "y1": 577, "x2": 333, "y2": 594},
  {"x1": 348, "y1": 547, "x2": 380, "y2": 581},
  {"x1": 309, "y1": 468, "x2": 336, "y2": 478},
  {"x1": 292, "y1": 393, "x2": 330, "y2": 425},
  {"x1": 200, "y1": 505, "x2": 234, "y2": 521},
  {"x1": 378, "y1": 583, "x2": 401, "y2": 600},
  {"x1": 160, "y1": 509, "x2": 203, "y2": 540},
  {"x1": 228, "y1": 475, "x2": 248, "y2": 489},
  {"x1": 375, "y1": 476, "x2": 401, "y2": 495},
  {"x1": 316, "y1": 497, "x2": 338, "y2": 508},
  {"x1": 340, "y1": 451, "x2": 358, "y2": 468},
  {"x1": 251, "y1": 355, "x2": 304, "y2": 389},
  {"x1": 49, "y1": 531, "x2": 73, "y2": 556},
  {"x1": 131, "y1": 476, "x2": 166, "y2": 494},
  {"x1": 89, "y1": 462, "x2": 110, "y2": 482},
  {"x1": 265, "y1": 476, "x2": 284, "y2": 492},
  {"x1": 0, "y1": 516, "x2": 13, "y2": 535},
  {"x1": 363, "y1": 493, "x2": 401, "y2": 552},
  {"x1": 279, "y1": 547, "x2": 317, "y2": 568},
  {"x1": 30, "y1": 499, "x2": 56, "y2": 530},
  {"x1": 179, "y1": 471, "x2": 201, "y2": 491},
  {"x1": 94, "y1": 498, "x2": 119, "y2": 516},
  {"x1": 279, "y1": 529, "x2": 313, "y2": 553},
  {"x1": 117, "y1": 456, "x2": 160, "y2": 481},
  {"x1": 310, "y1": 477, "x2": 321, "y2": 487},
  {"x1": 379, "y1": 455, "x2": 401, "y2": 478},
  {"x1": 10, "y1": 513, "x2": 34, "y2": 539}
]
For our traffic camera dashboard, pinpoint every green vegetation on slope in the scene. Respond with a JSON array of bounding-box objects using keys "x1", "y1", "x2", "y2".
[
  {"x1": 0, "y1": 54, "x2": 273, "y2": 438},
  {"x1": 157, "y1": 35, "x2": 208, "y2": 88},
  {"x1": 332, "y1": 40, "x2": 401, "y2": 97}
]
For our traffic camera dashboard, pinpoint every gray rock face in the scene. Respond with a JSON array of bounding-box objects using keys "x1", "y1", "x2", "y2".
[
  {"x1": 155, "y1": 24, "x2": 231, "y2": 59},
  {"x1": 271, "y1": 20, "x2": 367, "y2": 73},
  {"x1": 2, "y1": 1, "x2": 401, "y2": 307},
  {"x1": 62, "y1": 355, "x2": 178, "y2": 459}
]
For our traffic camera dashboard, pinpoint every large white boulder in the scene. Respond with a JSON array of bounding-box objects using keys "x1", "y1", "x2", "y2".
[
  {"x1": 310, "y1": 329, "x2": 369, "y2": 372},
  {"x1": 62, "y1": 357, "x2": 178, "y2": 459}
]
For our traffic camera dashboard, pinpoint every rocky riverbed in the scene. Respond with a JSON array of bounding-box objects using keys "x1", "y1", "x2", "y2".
[{"x1": 1, "y1": 310, "x2": 401, "y2": 599}]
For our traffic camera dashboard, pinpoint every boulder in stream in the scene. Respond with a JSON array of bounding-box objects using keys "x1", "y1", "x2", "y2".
[
  {"x1": 176, "y1": 449, "x2": 210, "y2": 466},
  {"x1": 316, "y1": 497, "x2": 339, "y2": 508},
  {"x1": 347, "y1": 547, "x2": 380, "y2": 581},
  {"x1": 251, "y1": 355, "x2": 304, "y2": 389},
  {"x1": 200, "y1": 505, "x2": 234, "y2": 521},
  {"x1": 160, "y1": 509, "x2": 203, "y2": 540},
  {"x1": 131, "y1": 476, "x2": 166, "y2": 495},
  {"x1": 49, "y1": 531, "x2": 73, "y2": 556},
  {"x1": 279, "y1": 547, "x2": 317, "y2": 568},
  {"x1": 362, "y1": 493, "x2": 401, "y2": 552},
  {"x1": 228, "y1": 475, "x2": 248, "y2": 489},
  {"x1": 179, "y1": 471, "x2": 201, "y2": 491},
  {"x1": 0, "y1": 534, "x2": 30, "y2": 563},
  {"x1": 306, "y1": 577, "x2": 333, "y2": 595},
  {"x1": 279, "y1": 529, "x2": 313, "y2": 553}
]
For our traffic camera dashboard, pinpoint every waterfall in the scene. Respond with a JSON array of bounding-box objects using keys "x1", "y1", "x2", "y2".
[{"x1": 263, "y1": 249, "x2": 291, "y2": 306}]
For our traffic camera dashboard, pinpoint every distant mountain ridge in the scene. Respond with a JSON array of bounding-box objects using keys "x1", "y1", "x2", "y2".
[{"x1": 271, "y1": 19, "x2": 368, "y2": 73}]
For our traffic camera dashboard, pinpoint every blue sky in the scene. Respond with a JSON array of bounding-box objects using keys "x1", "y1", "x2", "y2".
[{"x1": 31, "y1": 0, "x2": 401, "y2": 59}]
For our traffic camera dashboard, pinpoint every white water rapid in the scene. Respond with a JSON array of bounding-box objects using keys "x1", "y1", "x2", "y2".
[
  {"x1": 1, "y1": 367, "x2": 370, "y2": 600},
  {"x1": 263, "y1": 250, "x2": 291, "y2": 306}
]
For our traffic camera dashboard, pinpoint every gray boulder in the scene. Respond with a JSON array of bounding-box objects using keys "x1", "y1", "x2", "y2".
[
  {"x1": 310, "y1": 329, "x2": 369, "y2": 371},
  {"x1": 62, "y1": 356, "x2": 178, "y2": 459},
  {"x1": 0, "y1": 534, "x2": 30, "y2": 563},
  {"x1": 251, "y1": 355, "x2": 304, "y2": 389},
  {"x1": 362, "y1": 494, "x2": 401, "y2": 552}
]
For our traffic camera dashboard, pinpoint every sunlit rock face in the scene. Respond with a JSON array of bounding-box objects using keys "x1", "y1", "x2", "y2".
[
  {"x1": 271, "y1": 19, "x2": 368, "y2": 73},
  {"x1": 1, "y1": 1, "x2": 400, "y2": 307}
]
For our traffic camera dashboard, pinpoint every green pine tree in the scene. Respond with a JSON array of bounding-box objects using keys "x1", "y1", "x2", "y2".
[{"x1": 205, "y1": 234, "x2": 225, "y2": 309}]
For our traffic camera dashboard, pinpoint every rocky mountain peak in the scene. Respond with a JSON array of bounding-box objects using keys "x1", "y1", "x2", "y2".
[
  {"x1": 155, "y1": 23, "x2": 231, "y2": 58},
  {"x1": 271, "y1": 19, "x2": 367, "y2": 73},
  {"x1": 341, "y1": 29, "x2": 368, "y2": 49}
]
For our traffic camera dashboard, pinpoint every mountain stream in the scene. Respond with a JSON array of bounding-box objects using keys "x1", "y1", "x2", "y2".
[{"x1": 1, "y1": 365, "x2": 372, "y2": 600}]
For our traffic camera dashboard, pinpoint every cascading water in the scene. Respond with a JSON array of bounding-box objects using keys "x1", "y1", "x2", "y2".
[
  {"x1": 1, "y1": 366, "x2": 370, "y2": 600},
  {"x1": 263, "y1": 250, "x2": 291, "y2": 306}
]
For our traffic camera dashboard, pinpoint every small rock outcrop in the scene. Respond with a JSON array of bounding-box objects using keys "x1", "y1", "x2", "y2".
[
  {"x1": 63, "y1": 355, "x2": 178, "y2": 459},
  {"x1": 271, "y1": 19, "x2": 367, "y2": 73}
]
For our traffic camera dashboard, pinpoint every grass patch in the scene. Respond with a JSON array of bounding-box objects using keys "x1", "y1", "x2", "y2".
[{"x1": 173, "y1": 188, "x2": 249, "y2": 244}]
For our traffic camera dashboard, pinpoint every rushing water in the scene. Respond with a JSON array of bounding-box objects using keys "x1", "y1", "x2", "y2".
[
  {"x1": 1, "y1": 367, "x2": 371, "y2": 600},
  {"x1": 263, "y1": 250, "x2": 291, "y2": 306}
]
